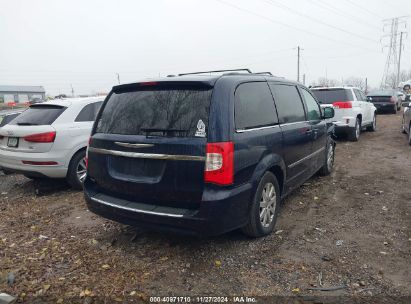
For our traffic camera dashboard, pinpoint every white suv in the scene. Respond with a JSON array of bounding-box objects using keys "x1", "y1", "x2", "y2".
[
  {"x1": 0, "y1": 97, "x2": 104, "y2": 189},
  {"x1": 311, "y1": 86, "x2": 377, "y2": 141}
]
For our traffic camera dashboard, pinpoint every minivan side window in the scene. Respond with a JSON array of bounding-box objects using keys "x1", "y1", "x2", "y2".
[
  {"x1": 75, "y1": 101, "x2": 102, "y2": 122},
  {"x1": 269, "y1": 84, "x2": 306, "y2": 124},
  {"x1": 300, "y1": 88, "x2": 321, "y2": 121},
  {"x1": 234, "y1": 82, "x2": 278, "y2": 130}
]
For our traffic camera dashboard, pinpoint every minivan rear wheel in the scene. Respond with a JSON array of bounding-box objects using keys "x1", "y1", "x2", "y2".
[
  {"x1": 242, "y1": 172, "x2": 280, "y2": 238},
  {"x1": 66, "y1": 150, "x2": 87, "y2": 190}
]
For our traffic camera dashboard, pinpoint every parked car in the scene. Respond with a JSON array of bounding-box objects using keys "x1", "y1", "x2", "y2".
[
  {"x1": 0, "y1": 97, "x2": 104, "y2": 189},
  {"x1": 84, "y1": 70, "x2": 335, "y2": 237},
  {"x1": 366, "y1": 90, "x2": 401, "y2": 114},
  {"x1": 401, "y1": 101, "x2": 411, "y2": 145},
  {"x1": 0, "y1": 109, "x2": 25, "y2": 128},
  {"x1": 310, "y1": 86, "x2": 377, "y2": 141}
]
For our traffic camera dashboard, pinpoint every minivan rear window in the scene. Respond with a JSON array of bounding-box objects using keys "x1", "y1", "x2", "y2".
[
  {"x1": 96, "y1": 87, "x2": 212, "y2": 137},
  {"x1": 311, "y1": 89, "x2": 354, "y2": 104},
  {"x1": 10, "y1": 105, "x2": 66, "y2": 126}
]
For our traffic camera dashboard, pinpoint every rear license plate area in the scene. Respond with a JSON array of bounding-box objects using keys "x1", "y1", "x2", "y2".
[
  {"x1": 108, "y1": 156, "x2": 165, "y2": 183},
  {"x1": 7, "y1": 137, "x2": 19, "y2": 148}
]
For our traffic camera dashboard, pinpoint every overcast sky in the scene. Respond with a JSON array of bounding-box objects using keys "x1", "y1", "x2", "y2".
[{"x1": 1, "y1": 0, "x2": 410, "y2": 95}]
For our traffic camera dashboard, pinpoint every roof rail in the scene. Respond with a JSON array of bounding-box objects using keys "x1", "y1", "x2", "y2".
[
  {"x1": 178, "y1": 69, "x2": 252, "y2": 76},
  {"x1": 254, "y1": 72, "x2": 273, "y2": 76}
]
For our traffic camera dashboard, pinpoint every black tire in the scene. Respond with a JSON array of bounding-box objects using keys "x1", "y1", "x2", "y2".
[
  {"x1": 66, "y1": 150, "x2": 87, "y2": 190},
  {"x1": 348, "y1": 118, "x2": 361, "y2": 141},
  {"x1": 242, "y1": 172, "x2": 281, "y2": 238},
  {"x1": 366, "y1": 114, "x2": 377, "y2": 132},
  {"x1": 408, "y1": 125, "x2": 411, "y2": 146},
  {"x1": 392, "y1": 106, "x2": 397, "y2": 114},
  {"x1": 319, "y1": 140, "x2": 335, "y2": 176}
]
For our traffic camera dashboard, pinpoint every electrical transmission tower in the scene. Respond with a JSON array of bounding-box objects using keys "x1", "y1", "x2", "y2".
[{"x1": 380, "y1": 16, "x2": 408, "y2": 89}]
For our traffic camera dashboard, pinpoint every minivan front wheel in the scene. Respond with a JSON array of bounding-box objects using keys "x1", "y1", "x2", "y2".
[
  {"x1": 67, "y1": 150, "x2": 87, "y2": 190},
  {"x1": 242, "y1": 172, "x2": 280, "y2": 238}
]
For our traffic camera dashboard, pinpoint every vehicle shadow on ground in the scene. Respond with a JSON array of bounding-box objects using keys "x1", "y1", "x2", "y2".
[{"x1": 0, "y1": 173, "x2": 72, "y2": 196}]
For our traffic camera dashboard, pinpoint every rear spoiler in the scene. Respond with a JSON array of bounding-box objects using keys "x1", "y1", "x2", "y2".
[{"x1": 113, "y1": 81, "x2": 214, "y2": 94}]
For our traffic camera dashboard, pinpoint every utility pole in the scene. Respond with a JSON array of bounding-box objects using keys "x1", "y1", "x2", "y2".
[
  {"x1": 365, "y1": 77, "x2": 368, "y2": 94},
  {"x1": 397, "y1": 31, "x2": 404, "y2": 87},
  {"x1": 303, "y1": 74, "x2": 306, "y2": 85},
  {"x1": 297, "y1": 46, "x2": 301, "y2": 82},
  {"x1": 70, "y1": 84, "x2": 74, "y2": 97},
  {"x1": 116, "y1": 73, "x2": 121, "y2": 85}
]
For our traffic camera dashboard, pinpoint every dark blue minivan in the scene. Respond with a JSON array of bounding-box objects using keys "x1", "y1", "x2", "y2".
[{"x1": 84, "y1": 70, "x2": 335, "y2": 237}]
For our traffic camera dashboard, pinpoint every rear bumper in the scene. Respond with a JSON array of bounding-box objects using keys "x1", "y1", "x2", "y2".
[
  {"x1": 373, "y1": 103, "x2": 396, "y2": 112},
  {"x1": 0, "y1": 148, "x2": 68, "y2": 178},
  {"x1": 83, "y1": 177, "x2": 253, "y2": 236}
]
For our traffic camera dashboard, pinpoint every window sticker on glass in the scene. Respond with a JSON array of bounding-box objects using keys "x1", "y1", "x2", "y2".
[{"x1": 195, "y1": 119, "x2": 206, "y2": 137}]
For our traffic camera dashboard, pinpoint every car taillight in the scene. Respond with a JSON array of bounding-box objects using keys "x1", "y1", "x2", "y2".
[
  {"x1": 24, "y1": 131, "x2": 56, "y2": 143},
  {"x1": 332, "y1": 101, "x2": 352, "y2": 109},
  {"x1": 204, "y1": 142, "x2": 234, "y2": 186},
  {"x1": 390, "y1": 97, "x2": 395, "y2": 103}
]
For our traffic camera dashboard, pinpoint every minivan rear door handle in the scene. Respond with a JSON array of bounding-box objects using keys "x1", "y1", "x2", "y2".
[{"x1": 300, "y1": 127, "x2": 312, "y2": 135}]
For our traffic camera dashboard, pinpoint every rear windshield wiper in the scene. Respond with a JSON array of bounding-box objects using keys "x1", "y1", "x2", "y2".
[
  {"x1": 16, "y1": 122, "x2": 39, "y2": 126},
  {"x1": 140, "y1": 128, "x2": 188, "y2": 136}
]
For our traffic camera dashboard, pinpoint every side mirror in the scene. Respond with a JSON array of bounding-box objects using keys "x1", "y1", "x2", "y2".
[
  {"x1": 401, "y1": 101, "x2": 411, "y2": 107},
  {"x1": 322, "y1": 107, "x2": 335, "y2": 119}
]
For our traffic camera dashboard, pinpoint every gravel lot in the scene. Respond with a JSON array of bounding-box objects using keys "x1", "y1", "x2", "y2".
[{"x1": 0, "y1": 113, "x2": 410, "y2": 303}]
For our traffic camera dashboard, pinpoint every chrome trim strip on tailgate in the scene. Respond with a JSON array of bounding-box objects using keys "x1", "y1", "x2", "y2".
[
  {"x1": 114, "y1": 142, "x2": 154, "y2": 148},
  {"x1": 88, "y1": 147, "x2": 205, "y2": 161},
  {"x1": 91, "y1": 197, "x2": 185, "y2": 218}
]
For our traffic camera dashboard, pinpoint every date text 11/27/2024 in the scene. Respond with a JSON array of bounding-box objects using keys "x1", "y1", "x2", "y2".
[{"x1": 149, "y1": 296, "x2": 257, "y2": 303}]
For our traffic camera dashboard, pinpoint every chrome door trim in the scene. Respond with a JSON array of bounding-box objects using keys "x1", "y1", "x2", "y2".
[
  {"x1": 88, "y1": 147, "x2": 205, "y2": 161},
  {"x1": 115, "y1": 142, "x2": 154, "y2": 148},
  {"x1": 288, "y1": 147, "x2": 325, "y2": 169},
  {"x1": 91, "y1": 197, "x2": 185, "y2": 218},
  {"x1": 236, "y1": 125, "x2": 280, "y2": 133},
  {"x1": 279, "y1": 121, "x2": 309, "y2": 127}
]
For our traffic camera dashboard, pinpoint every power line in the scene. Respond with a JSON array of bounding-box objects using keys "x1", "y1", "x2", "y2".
[
  {"x1": 343, "y1": 0, "x2": 384, "y2": 19},
  {"x1": 262, "y1": 0, "x2": 379, "y2": 43},
  {"x1": 309, "y1": 0, "x2": 380, "y2": 30},
  {"x1": 215, "y1": 0, "x2": 380, "y2": 53}
]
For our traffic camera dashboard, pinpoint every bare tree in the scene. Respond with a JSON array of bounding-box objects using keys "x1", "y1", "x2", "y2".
[
  {"x1": 310, "y1": 77, "x2": 341, "y2": 87},
  {"x1": 345, "y1": 77, "x2": 365, "y2": 91}
]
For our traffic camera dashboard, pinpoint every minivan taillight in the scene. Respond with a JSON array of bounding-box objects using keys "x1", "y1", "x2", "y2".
[
  {"x1": 332, "y1": 101, "x2": 352, "y2": 109},
  {"x1": 204, "y1": 142, "x2": 234, "y2": 186},
  {"x1": 24, "y1": 131, "x2": 56, "y2": 143},
  {"x1": 390, "y1": 97, "x2": 395, "y2": 103}
]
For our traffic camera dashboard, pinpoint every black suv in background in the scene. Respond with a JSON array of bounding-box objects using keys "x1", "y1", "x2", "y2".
[{"x1": 84, "y1": 69, "x2": 335, "y2": 237}]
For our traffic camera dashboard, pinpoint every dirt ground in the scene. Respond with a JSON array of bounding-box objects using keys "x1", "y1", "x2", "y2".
[{"x1": 0, "y1": 113, "x2": 410, "y2": 303}]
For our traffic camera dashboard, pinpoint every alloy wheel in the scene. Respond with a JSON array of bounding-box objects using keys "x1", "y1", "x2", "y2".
[
  {"x1": 259, "y1": 182, "x2": 277, "y2": 228},
  {"x1": 355, "y1": 121, "x2": 360, "y2": 139},
  {"x1": 76, "y1": 157, "x2": 87, "y2": 183}
]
